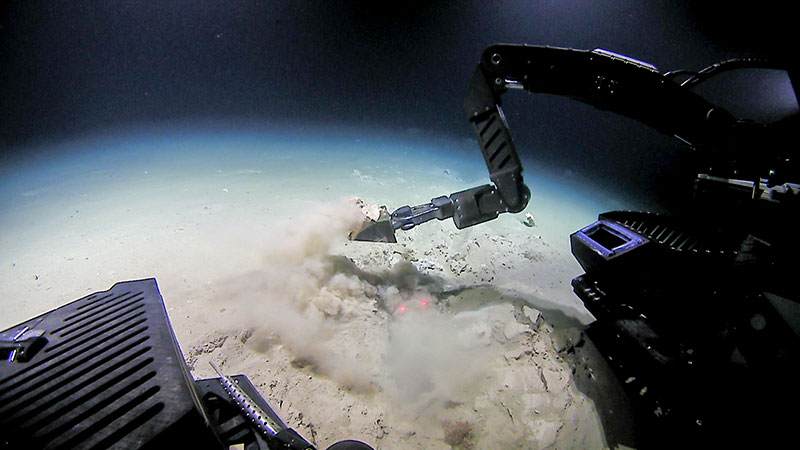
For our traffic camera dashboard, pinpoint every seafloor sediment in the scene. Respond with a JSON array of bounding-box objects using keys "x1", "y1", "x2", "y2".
[{"x1": 185, "y1": 199, "x2": 607, "y2": 449}]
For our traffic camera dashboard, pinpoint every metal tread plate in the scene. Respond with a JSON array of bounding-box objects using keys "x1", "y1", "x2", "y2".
[{"x1": 0, "y1": 278, "x2": 209, "y2": 449}]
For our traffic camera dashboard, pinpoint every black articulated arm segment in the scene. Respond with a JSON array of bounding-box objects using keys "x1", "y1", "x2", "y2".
[
  {"x1": 444, "y1": 50, "x2": 533, "y2": 230},
  {"x1": 456, "y1": 64, "x2": 530, "y2": 229},
  {"x1": 353, "y1": 51, "x2": 533, "y2": 241},
  {"x1": 456, "y1": 43, "x2": 744, "y2": 230},
  {"x1": 472, "y1": 44, "x2": 738, "y2": 153},
  {"x1": 464, "y1": 55, "x2": 527, "y2": 211}
]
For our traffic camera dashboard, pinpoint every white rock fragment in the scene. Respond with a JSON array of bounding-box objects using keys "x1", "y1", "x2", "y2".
[
  {"x1": 348, "y1": 196, "x2": 384, "y2": 221},
  {"x1": 412, "y1": 259, "x2": 444, "y2": 273},
  {"x1": 522, "y1": 212, "x2": 536, "y2": 227},
  {"x1": 523, "y1": 305, "x2": 542, "y2": 326},
  {"x1": 363, "y1": 203, "x2": 381, "y2": 221}
]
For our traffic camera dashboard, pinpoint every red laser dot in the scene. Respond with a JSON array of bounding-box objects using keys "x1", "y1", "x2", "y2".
[{"x1": 420, "y1": 299, "x2": 429, "y2": 307}]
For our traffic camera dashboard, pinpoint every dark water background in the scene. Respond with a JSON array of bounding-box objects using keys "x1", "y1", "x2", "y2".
[{"x1": 2, "y1": 1, "x2": 796, "y2": 212}]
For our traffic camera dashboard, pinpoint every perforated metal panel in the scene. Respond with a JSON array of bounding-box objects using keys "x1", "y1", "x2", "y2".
[{"x1": 0, "y1": 279, "x2": 213, "y2": 449}]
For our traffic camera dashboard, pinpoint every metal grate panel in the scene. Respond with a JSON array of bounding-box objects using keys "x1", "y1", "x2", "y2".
[{"x1": 0, "y1": 279, "x2": 209, "y2": 449}]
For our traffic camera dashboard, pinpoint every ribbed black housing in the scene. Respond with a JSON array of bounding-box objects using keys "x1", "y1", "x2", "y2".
[
  {"x1": 598, "y1": 210, "x2": 742, "y2": 257},
  {"x1": 0, "y1": 279, "x2": 213, "y2": 449}
]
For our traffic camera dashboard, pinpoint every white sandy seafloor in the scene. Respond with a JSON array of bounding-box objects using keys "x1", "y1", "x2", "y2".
[{"x1": 0, "y1": 125, "x2": 637, "y2": 449}]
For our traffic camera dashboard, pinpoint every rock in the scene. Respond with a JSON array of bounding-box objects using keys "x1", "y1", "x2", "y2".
[
  {"x1": 522, "y1": 213, "x2": 536, "y2": 227},
  {"x1": 363, "y1": 204, "x2": 382, "y2": 222},
  {"x1": 449, "y1": 259, "x2": 468, "y2": 275},
  {"x1": 523, "y1": 306, "x2": 541, "y2": 326},
  {"x1": 412, "y1": 259, "x2": 444, "y2": 273},
  {"x1": 348, "y1": 196, "x2": 384, "y2": 221}
]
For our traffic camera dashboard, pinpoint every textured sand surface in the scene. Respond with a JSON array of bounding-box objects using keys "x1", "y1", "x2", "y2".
[{"x1": 178, "y1": 199, "x2": 606, "y2": 448}]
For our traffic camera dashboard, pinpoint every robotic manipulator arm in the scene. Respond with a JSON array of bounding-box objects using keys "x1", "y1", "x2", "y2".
[
  {"x1": 352, "y1": 46, "x2": 533, "y2": 243},
  {"x1": 351, "y1": 44, "x2": 797, "y2": 243}
]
